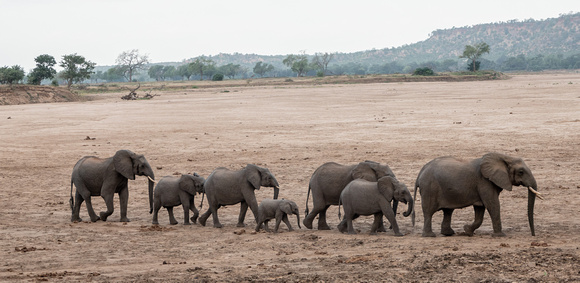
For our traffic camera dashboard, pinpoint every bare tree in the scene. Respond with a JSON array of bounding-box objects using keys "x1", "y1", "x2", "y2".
[
  {"x1": 312, "y1": 52, "x2": 334, "y2": 75},
  {"x1": 115, "y1": 49, "x2": 150, "y2": 82}
]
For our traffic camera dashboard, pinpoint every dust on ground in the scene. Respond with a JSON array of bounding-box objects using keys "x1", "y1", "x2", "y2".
[{"x1": 0, "y1": 73, "x2": 579, "y2": 282}]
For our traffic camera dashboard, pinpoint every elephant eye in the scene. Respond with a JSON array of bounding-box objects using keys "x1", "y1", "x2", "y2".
[{"x1": 518, "y1": 170, "x2": 524, "y2": 176}]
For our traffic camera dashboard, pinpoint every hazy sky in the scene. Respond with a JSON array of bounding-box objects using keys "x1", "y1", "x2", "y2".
[{"x1": 1, "y1": 0, "x2": 579, "y2": 71}]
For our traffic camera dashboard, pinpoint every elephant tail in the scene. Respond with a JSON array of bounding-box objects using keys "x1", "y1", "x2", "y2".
[
  {"x1": 412, "y1": 181, "x2": 419, "y2": 227},
  {"x1": 69, "y1": 178, "x2": 74, "y2": 212},
  {"x1": 199, "y1": 192, "x2": 205, "y2": 210},
  {"x1": 304, "y1": 184, "x2": 311, "y2": 216},
  {"x1": 338, "y1": 196, "x2": 342, "y2": 221}
]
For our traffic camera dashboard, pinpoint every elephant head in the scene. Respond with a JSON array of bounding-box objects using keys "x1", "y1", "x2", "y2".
[
  {"x1": 247, "y1": 164, "x2": 280, "y2": 199},
  {"x1": 179, "y1": 174, "x2": 205, "y2": 195},
  {"x1": 352, "y1": 160, "x2": 395, "y2": 181},
  {"x1": 481, "y1": 152, "x2": 538, "y2": 236},
  {"x1": 281, "y1": 200, "x2": 301, "y2": 229},
  {"x1": 377, "y1": 176, "x2": 414, "y2": 217},
  {"x1": 113, "y1": 149, "x2": 156, "y2": 213}
]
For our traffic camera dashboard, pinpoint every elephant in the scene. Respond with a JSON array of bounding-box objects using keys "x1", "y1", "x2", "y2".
[
  {"x1": 152, "y1": 173, "x2": 206, "y2": 225},
  {"x1": 198, "y1": 164, "x2": 280, "y2": 228},
  {"x1": 413, "y1": 152, "x2": 541, "y2": 237},
  {"x1": 70, "y1": 149, "x2": 155, "y2": 223},
  {"x1": 303, "y1": 161, "x2": 397, "y2": 230},
  {"x1": 255, "y1": 199, "x2": 301, "y2": 233},
  {"x1": 337, "y1": 176, "x2": 413, "y2": 236}
]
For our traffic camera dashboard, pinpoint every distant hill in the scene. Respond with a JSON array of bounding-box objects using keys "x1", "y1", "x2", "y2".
[{"x1": 203, "y1": 12, "x2": 579, "y2": 69}]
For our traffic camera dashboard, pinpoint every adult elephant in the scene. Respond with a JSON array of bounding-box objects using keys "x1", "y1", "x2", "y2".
[
  {"x1": 303, "y1": 161, "x2": 397, "y2": 230},
  {"x1": 413, "y1": 152, "x2": 542, "y2": 237},
  {"x1": 70, "y1": 149, "x2": 155, "y2": 222},
  {"x1": 198, "y1": 164, "x2": 279, "y2": 228}
]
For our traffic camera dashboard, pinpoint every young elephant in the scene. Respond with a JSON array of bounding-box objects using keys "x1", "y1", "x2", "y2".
[
  {"x1": 152, "y1": 173, "x2": 205, "y2": 225},
  {"x1": 338, "y1": 176, "x2": 413, "y2": 236},
  {"x1": 255, "y1": 199, "x2": 301, "y2": 233}
]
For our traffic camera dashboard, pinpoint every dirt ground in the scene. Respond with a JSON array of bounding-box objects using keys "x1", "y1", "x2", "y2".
[{"x1": 0, "y1": 73, "x2": 579, "y2": 282}]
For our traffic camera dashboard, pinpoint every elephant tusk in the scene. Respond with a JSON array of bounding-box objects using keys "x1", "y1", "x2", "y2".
[
  {"x1": 147, "y1": 176, "x2": 157, "y2": 183},
  {"x1": 528, "y1": 187, "x2": 544, "y2": 200}
]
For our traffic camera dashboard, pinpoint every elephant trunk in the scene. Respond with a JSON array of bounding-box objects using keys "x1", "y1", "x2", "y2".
[
  {"x1": 148, "y1": 173, "x2": 155, "y2": 214},
  {"x1": 296, "y1": 213, "x2": 301, "y2": 229},
  {"x1": 528, "y1": 184, "x2": 537, "y2": 236},
  {"x1": 273, "y1": 186, "x2": 279, "y2": 200},
  {"x1": 403, "y1": 196, "x2": 414, "y2": 217}
]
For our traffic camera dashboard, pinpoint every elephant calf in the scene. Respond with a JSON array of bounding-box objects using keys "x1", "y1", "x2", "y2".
[
  {"x1": 338, "y1": 176, "x2": 413, "y2": 236},
  {"x1": 255, "y1": 199, "x2": 301, "y2": 233},
  {"x1": 152, "y1": 174, "x2": 205, "y2": 225}
]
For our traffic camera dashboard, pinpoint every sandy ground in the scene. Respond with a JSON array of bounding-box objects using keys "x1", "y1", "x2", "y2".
[{"x1": 0, "y1": 73, "x2": 579, "y2": 282}]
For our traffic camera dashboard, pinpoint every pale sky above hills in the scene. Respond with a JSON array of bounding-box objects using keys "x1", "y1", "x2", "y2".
[{"x1": 1, "y1": 0, "x2": 579, "y2": 71}]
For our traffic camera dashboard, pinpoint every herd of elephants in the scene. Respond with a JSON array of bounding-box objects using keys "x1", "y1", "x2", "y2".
[{"x1": 69, "y1": 149, "x2": 543, "y2": 237}]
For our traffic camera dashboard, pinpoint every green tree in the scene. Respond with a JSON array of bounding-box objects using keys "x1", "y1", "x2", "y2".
[
  {"x1": 0, "y1": 65, "x2": 25, "y2": 85},
  {"x1": 28, "y1": 54, "x2": 57, "y2": 85},
  {"x1": 283, "y1": 52, "x2": 310, "y2": 77},
  {"x1": 253, "y1": 62, "x2": 275, "y2": 77},
  {"x1": 115, "y1": 49, "x2": 149, "y2": 82},
  {"x1": 148, "y1": 65, "x2": 165, "y2": 81},
  {"x1": 103, "y1": 66, "x2": 125, "y2": 82},
  {"x1": 189, "y1": 57, "x2": 215, "y2": 81},
  {"x1": 58, "y1": 53, "x2": 96, "y2": 89},
  {"x1": 177, "y1": 64, "x2": 194, "y2": 80},
  {"x1": 311, "y1": 52, "x2": 334, "y2": 75},
  {"x1": 219, "y1": 63, "x2": 242, "y2": 79},
  {"x1": 460, "y1": 42, "x2": 490, "y2": 71}
]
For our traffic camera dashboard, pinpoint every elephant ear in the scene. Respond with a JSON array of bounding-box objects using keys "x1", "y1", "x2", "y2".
[
  {"x1": 113, "y1": 150, "x2": 135, "y2": 180},
  {"x1": 352, "y1": 162, "x2": 377, "y2": 181},
  {"x1": 246, "y1": 164, "x2": 261, "y2": 190},
  {"x1": 280, "y1": 201, "x2": 293, "y2": 215},
  {"x1": 377, "y1": 176, "x2": 395, "y2": 202},
  {"x1": 179, "y1": 175, "x2": 197, "y2": 195},
  {"x1": 481, "y1": 153, "x2": 513, "y2": 191}
]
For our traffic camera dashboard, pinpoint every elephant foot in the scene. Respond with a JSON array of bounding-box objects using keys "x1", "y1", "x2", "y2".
[
  {"x1": 71, "y1": 216, "x2": 82, "y2": 223},
  {"x1": 120, "y1": 217, "x2": 131, "y2": 223},
  {"x1": 463, "y1": 225, "x2": 475, "y2": 237},
  {"x1": 370, "y1": 231, "x2": 378, "y2": 235},
  {"x1": 152, "y1": 221, "x2": 159, "y2": 225},
  {"x1": 190, "y1": 215, "x2": 198, "y2": 224},
  {"x1": 422, "y1": 231, "x2": 436, "y2": 237},
  {"x1": 91, "y1": 215, "x2": 101, "y2": 222},
  {"x1": 318, "y1": 224, "x2": 331, "y2": 230},
  {"x1": 213, "y1": 223, "x2": 223, "y2": 228},
  {"x1": 236, "y1": 223, "x2": 246, "y2": 228},
  {"x1": 394, "y1": 232, "x2": 404, "y2": 237},
  {"x1": 303, "y1": 219, "x2": 313, "y2": 229},
  {"x1": 492, "y1": 231, "x2": 506, "y2": 237},
  {"x1": 99, "y1": 212, "x2": 109, "y2": 221},
  {"x1": 347, "y1": 230, "x2": 357, "y2": 235},
  {"x1": 183, "y1": 222, "x2": 191, "y2": 226},
  {"x1": 441, "y1": 227, "x2": 455, "y2": 236}
]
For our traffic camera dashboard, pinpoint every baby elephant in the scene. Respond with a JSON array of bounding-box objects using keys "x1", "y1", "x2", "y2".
[
  {"x1": 152, "y1": 173, "x2": 205, "y2": 225},
  {"x1": 255, "y1": 199, "x2": 301, "y2": 233},
  {"x1": 338, "y1": 176, "x2": 413, "y2": 236}
]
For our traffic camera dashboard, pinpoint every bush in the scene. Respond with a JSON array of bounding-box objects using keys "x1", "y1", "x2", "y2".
[
  {"x1": 413, "y1": 67, "x2": 435, "y2": 76},
  {"x1": 212, "y1": 73, "x2": 224, "y2": 81},
  {"x1": 316, "y1": 71, "x2": 324, "y2": 77}
]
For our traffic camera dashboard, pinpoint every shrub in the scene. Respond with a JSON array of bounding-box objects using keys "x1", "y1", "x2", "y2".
[
  {"x1": 212, "y1": 73, "x2": 224, "y2": 81},
  {"x1": 413, "y1": 67, "x2": 435, "y2": 76},
  {"x1": 316, "y1": 71, "x2": 324, "y2": 77}
]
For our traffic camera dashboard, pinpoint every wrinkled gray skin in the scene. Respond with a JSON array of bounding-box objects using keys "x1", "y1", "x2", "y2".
[
  {"x1": 152, "y1": 174, "x2": 205, "y2": 225},
  {"x1": 303, "y1": 161, "x2": 397, "y2": 230},
  {"x1": 414, "y1": 152, "x2": 538, "y2": 237},
  {"x1": 198, "y1": 164, "x2": 280, "y2": 228},
  {"x1": 337, "y1": 176, "x2": 413, "y2": 236},
  {"x1": 256, "y1": 199, "x2": 301, "y2": 233},
  {"x1": 70, "y1": 149, "x2": 155, "y2": 222}
]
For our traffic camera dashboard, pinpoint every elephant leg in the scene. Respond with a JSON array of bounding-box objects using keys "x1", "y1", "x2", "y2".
[
  {"x1": 274, "y1": 215, "x2": 283, "y2": 233},
  {"x1": 346, "y1": 215, "x2": 357, "y2": 234},
  {"x1": 241, "y1": 189, "x2": 260, "y2": 225},
  {"x1": 210, "y1": 205, "x2": 223, "y2": 228},
  {"x1": 71, "y1": 191, "x2": 86, "y2": 222},
  {"x1": 167, "y1": 207, "x2": 178, "y2": 225},
  {"x1": 386, "y1": 200, "x2": 399, "y2": 230},
  {"x1": 381, "y1": 202, "x2": 402, "y2": 236},
  {"x1": 182, "y1": 201, "x2": 191, "y2": 225},
  {"x1": 421, "y1": 203, "x2": 436, "y2": 237},
  {"x1": 99, "y1": 193, "x2": 115, "y2": 222},
  {"x1": 189, "y1": 198, "x2": 199, "y2": 224},
  {"x1": 237, "y1": 201, "x2": 248, "y2": 227},
  {"x1": 337, "y1": 219, "x2": 347, "y2": 233},
  {"x1": 263, "y1": 220, "x2": 271, "y2": 232},
  {"x1": 482, "y1": 191, "x2": 505, "y2": 237},
  {"x1": 303, "y1": 202, "x2": 330, "y2": 230},
  {"x1": 464, "y1": 205, "x2": 485, "y2": 236},
  {"x1": 152, "y1": 200, "x2": 161, "y2": 225},
  {"x1": 441, "y1": 208, "x2": 455, "y2": 236},
  {"x1": 282, "y1": 214, "x2": 293, "y2": 231},
  {"x1": 198, "y1": 208, "x2": 212, "y2": 226},
  {"x1": 118, "y1": 188, "x2": 130, "y2": 222},
  {"x1": 370, "y1": 213, "x2": 383, "y2": 235},
  {"x1": 317, "y1": 206, "x2": 332, "y2": 230}
]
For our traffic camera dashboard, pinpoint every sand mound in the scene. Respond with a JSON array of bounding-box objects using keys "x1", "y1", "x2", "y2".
[{"x1": 0, "y1": 85, "x2": 80, "y2": 105}]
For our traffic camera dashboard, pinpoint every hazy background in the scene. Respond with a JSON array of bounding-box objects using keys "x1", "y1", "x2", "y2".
[{"x1": 1, "y1": 0, "x2": 578, "y2": 70}]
